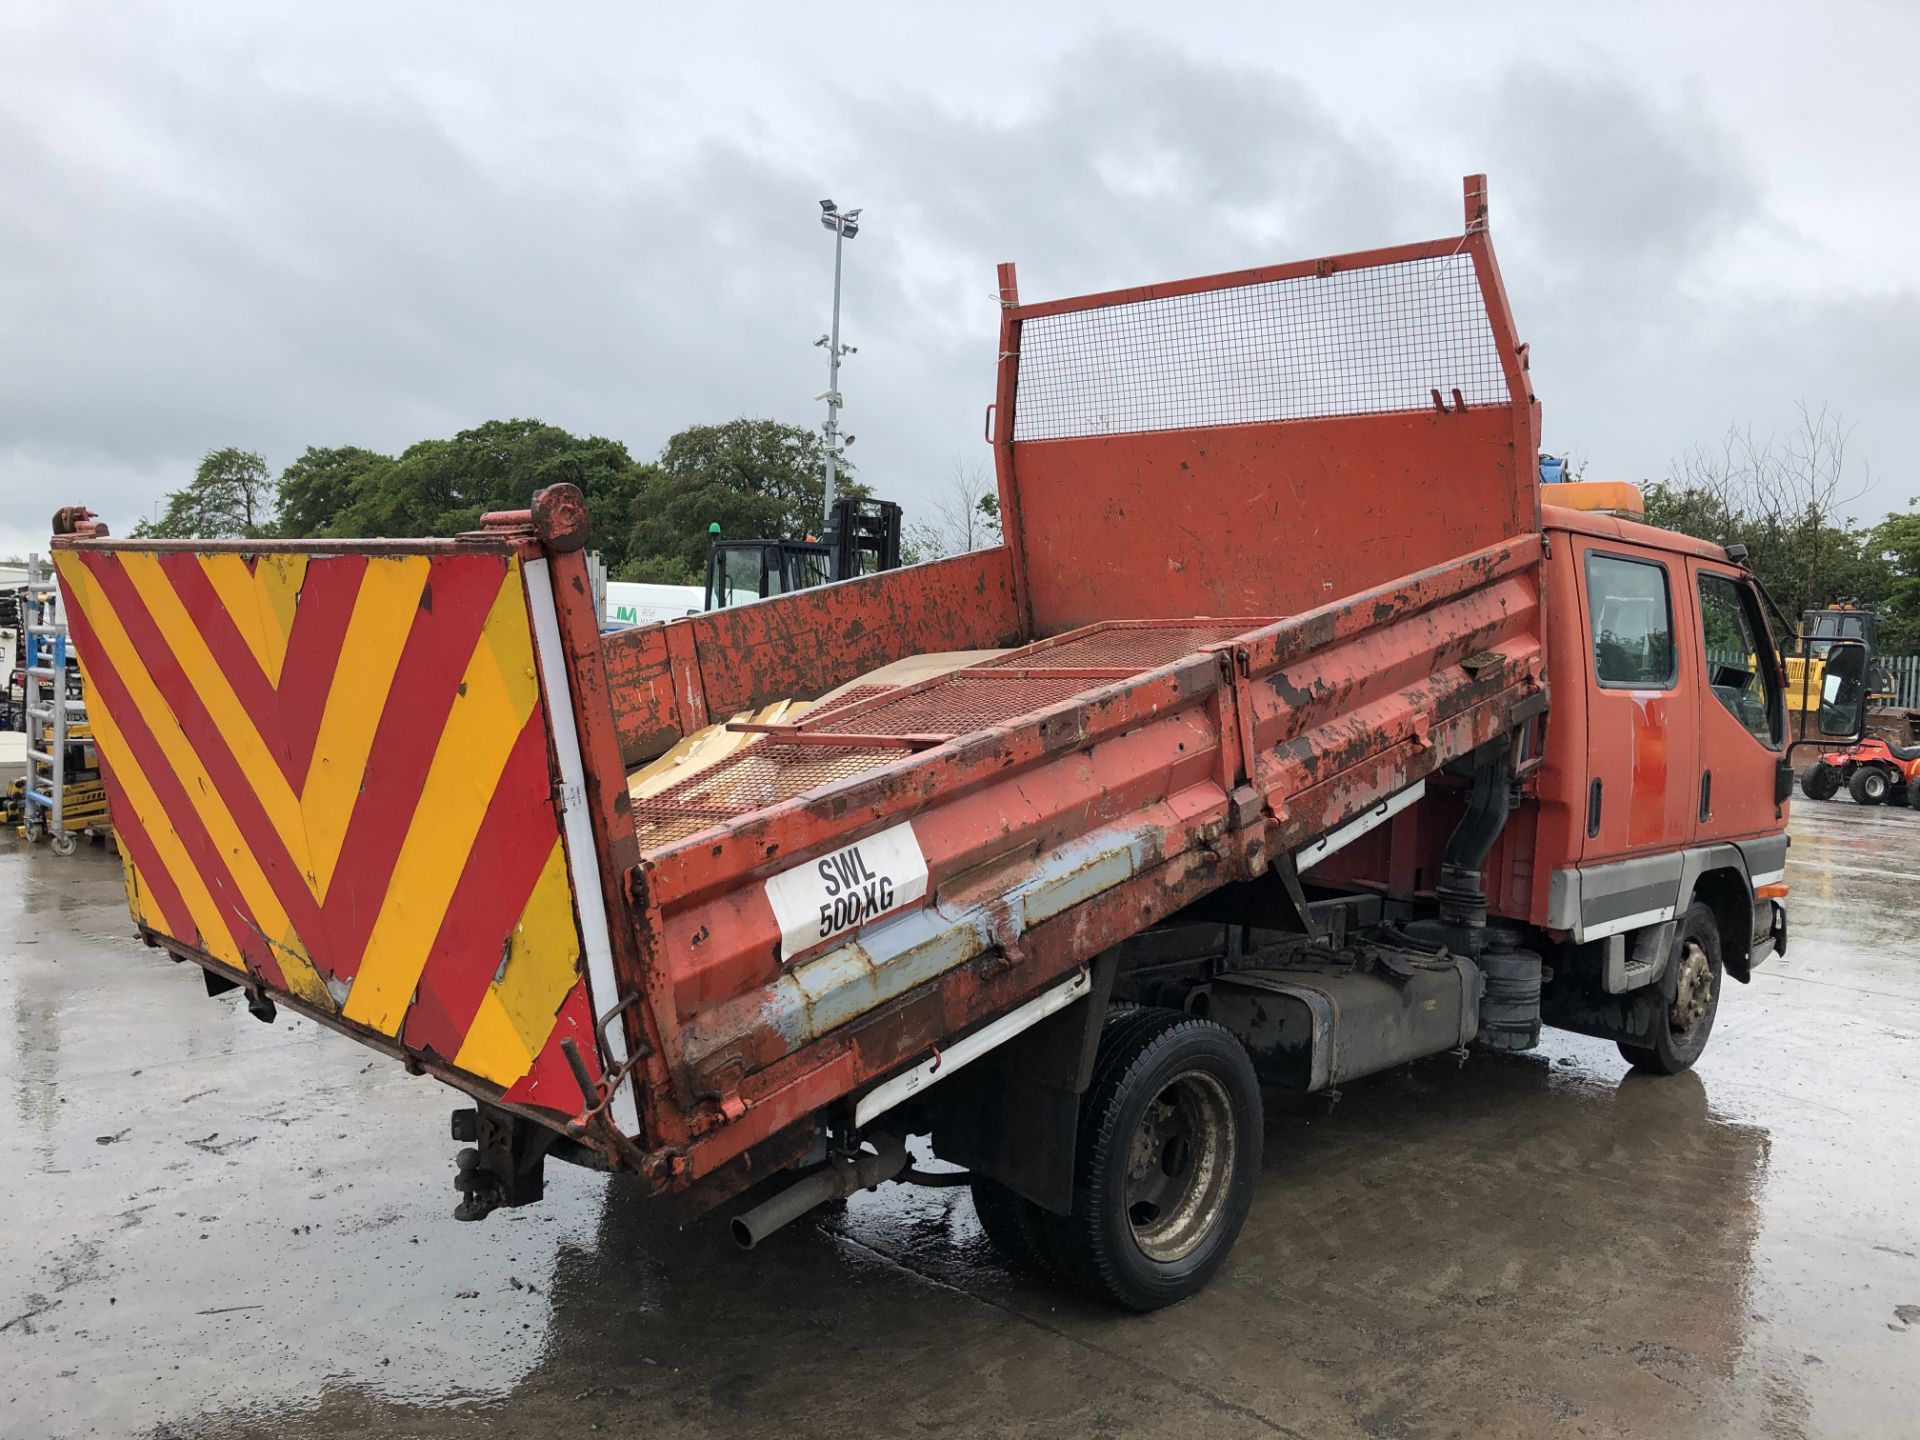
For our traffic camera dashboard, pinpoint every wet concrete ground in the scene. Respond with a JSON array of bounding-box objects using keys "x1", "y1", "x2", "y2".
[{"x1": 3, "y1": 798, "x2": 1918, "y2": 1440}]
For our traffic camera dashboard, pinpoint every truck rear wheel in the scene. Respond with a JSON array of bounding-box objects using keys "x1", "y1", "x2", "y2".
[
  {"x1": 1799, "y1": 763, "x2": 1842, "y2": 801},
  {"x1": 1849, "y1": 766, "x2": 1890, "y2": 805},
  {"x1": 1618, "y1": 903, "x2": 1722, "y2": 1076},
  {"x1": 1055, "y1": 1009, "x2": 1261, "y2": 1311}
]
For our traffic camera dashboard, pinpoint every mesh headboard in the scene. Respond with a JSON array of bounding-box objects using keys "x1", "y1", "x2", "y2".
[
  {"x1": 1013, "y1": 252, "x2": 1510, "y2": 441},
  {"x1": 992, "y1": 177, "x2": 1539, "y2": 635}
]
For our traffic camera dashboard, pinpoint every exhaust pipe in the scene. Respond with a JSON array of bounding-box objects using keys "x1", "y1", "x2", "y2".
[{"x1": 730, "y1": 1137, "x2": 908, "y2": 1250}]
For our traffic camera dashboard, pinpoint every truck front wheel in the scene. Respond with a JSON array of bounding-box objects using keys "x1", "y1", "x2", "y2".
[
  {"x1": 1618, "y1": 903, "x2": 1722, "y2": 1076},
  {"x1": 1056, "y1": 1009, "x2": 1262, "y2": 1311}
]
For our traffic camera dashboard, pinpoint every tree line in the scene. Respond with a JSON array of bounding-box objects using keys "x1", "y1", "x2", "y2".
[
  {"x1": 134, "y1": 417, "x2": 870, "y2": 584},
  {"x1": 1636, "y1": 404, "x2": 1920, "y2": 653},
  {"x1": 126, "y1": 401, "x2": 1919, "y2": 651}
]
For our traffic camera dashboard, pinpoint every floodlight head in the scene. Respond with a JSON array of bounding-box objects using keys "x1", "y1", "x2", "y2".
[
  {"x1": 819, "y1": 199, "x2": 837, "y2": 214},
  {"x1": 844, "y1": 209, "x2": 862, "y2": 221},
  {"x1": 842, "y1": 221, "x2": 859, "y2": 238}
]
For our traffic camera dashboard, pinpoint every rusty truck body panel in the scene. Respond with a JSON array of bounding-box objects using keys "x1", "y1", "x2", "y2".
[{"x1": 53, "y1": 177, "x2": 1796, "y2": 1296}]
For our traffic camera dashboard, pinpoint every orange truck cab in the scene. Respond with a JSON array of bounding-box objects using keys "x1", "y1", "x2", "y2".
[
  {"x1": 49, "y1": 177, "x2": 1865, "y2": 1312},
  {"x1": 1312, "y1": 503, "x2": 1796, "y2": 1039}
]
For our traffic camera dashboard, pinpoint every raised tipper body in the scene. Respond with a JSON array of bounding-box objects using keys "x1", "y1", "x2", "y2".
[{"x1": 52, "y1": 177, "x2": 1813, "y2": 1308}]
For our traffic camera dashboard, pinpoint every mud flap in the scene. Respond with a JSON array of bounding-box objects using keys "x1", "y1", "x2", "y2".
[{"x1": 926, "y1": 955, "x2": 1118, "y2": 1214}]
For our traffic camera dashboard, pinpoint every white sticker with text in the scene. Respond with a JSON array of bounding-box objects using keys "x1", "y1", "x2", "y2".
[{"x1": 764, "y1": 822, "x2": 929, "y2": 961}]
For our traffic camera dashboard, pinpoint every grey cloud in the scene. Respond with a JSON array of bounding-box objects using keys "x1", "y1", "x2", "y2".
[{"x1": 1, "y1": 14, "x2": 1913, "y2": 561}]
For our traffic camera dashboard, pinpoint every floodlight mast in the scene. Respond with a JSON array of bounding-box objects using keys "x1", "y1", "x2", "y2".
[{"x1": 816, "y1": 198, "x2": 861, "y2": 530}]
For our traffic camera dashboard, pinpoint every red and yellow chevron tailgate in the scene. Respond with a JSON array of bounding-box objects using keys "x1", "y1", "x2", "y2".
[{"x1": 53, "y1": 545, "x2": 603, "y2": 1115}]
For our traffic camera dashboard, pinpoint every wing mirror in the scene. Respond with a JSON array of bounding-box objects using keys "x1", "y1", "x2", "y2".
[
  {"x1": 1788, "y1": 636, "x2": 1870, "y2": 753},
  {"x1": 1817, "y1": 639, "x2": 1871, "y2": 738}
]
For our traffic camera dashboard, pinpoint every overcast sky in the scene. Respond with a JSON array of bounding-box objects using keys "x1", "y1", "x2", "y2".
[{"x1": 3, "y1": 2, "x2": 1916, "y2": 558}]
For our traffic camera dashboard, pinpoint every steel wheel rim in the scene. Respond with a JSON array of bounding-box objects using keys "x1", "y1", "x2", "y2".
[
  {"x1": 1671, "y1": 937, "x2": 1714, "y2": 1036},
  {"x1": 1124, "y1": 1069, "x2": 1235, "y2": 1264}
]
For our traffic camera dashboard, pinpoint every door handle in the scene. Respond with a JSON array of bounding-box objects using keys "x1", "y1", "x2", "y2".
[
  {"x1": 1587, "y1": 778, "x2": 1603, "y2": 837},
  {"x1": 1699, "y1": 770, "x2": 1713, "y2": 823}
]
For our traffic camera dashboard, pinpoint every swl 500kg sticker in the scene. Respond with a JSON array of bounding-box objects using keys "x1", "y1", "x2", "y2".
[{"x1": 763, "y1": 822, "x2": 929, "y2": 961}]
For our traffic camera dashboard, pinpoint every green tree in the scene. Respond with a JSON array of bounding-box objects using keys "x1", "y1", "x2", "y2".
[
  {"x1": 1646, "y1": 406, "x2": 1888, "y2": 634},
  {"x1": 318, "y1": 419, "x2": 651, "y2": 571},
  {"x1": 1870, "y1": 508, "x2": 1920, "y2": 654},
  {"x1": 134, "y1": 447, "x2": 275, "y2": 538},
  {"x1": 277, "y1": 446, "x2": 392, "y2": 538},
  {"x1": 628, "y1": 419, "x2": 863, "y2": 581}
]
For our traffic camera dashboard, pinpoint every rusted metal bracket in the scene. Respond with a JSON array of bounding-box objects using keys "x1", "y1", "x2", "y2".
[
  {"x1": 1269, "y1": 853, "x2": 1326, "y2": 942},
  {"x1": 558, "y1": 989, "x2": 654, "y2": 1174}
]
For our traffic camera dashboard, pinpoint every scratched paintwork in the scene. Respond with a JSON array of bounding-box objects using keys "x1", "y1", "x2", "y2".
[
  {"x1": 602, "y1": 547, "x2": 1023, "y2": 767},
  {"x1": 50, "y1": 179, "x2": 1568, "y2": 1216},
  {"x1": 600, "y1": 184, "x2": 1547, "y2": 1195},
  {"x1": 680, "y1": 823, "x2": 1156, "y2": 1075}
]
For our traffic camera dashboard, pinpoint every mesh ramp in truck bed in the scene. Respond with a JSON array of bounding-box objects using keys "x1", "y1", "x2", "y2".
[{"x1": 628, "y1": 619, "x2": 1270, "y2": 847}]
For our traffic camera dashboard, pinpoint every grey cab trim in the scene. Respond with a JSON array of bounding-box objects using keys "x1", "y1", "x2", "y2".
[
  {"x1": 1549, "y1": 838, "x2": 1772, "y2": 947},
  {"x1": 1548, "y1": 850, "x2": 1688, "y2": 942}
]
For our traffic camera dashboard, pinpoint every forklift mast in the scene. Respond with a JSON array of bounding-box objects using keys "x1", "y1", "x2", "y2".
[{"x1": 827, "y1": 496, "x2": 904, "y2": 581}]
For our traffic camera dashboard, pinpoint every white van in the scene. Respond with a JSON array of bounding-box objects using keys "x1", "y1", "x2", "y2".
[{"x1": 604, "y1": 580, "x2": 703, "y2": 627}]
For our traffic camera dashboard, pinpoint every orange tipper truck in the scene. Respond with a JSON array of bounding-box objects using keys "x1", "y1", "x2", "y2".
[{"x1": 48, "y1": 177, "x2": 1865, "y2": 1310}]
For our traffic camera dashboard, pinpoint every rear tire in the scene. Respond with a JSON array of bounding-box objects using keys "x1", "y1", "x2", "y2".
[
  {"x1": 1618, "y1": 902, "x2": 1722, "y2": 1076},
  {"x1": 1055, "y1": 1009, "x2": 1262, "y2": 1311},
  {"x1": 1799, "y1": 763, "x2": 1843, "y2": 802},
  {"x1": 1849, "y1": 766, "x2": 1890, "y2": 805}
]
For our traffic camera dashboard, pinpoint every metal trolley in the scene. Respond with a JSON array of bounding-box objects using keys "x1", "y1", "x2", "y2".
[{"x1": 17, "y1": 557, "x2": 105, "y2": 855}]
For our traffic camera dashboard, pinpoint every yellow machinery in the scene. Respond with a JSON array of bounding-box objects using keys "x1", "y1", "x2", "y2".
[{"x1": 1785, "y1": 607, "x2": 1893, "y2": 721}]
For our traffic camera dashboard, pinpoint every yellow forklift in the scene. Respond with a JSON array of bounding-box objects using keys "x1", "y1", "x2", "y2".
[{"x1": 1784, "y1": 606, "x2": 1916, "y2": 743}]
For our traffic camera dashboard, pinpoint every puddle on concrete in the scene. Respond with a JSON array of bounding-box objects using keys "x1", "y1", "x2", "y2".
[{"x1": 2, "y1": 800, "x2": 1917, "y2": 1438}]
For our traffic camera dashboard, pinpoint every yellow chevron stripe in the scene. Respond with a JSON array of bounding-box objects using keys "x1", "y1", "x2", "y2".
[
  {"x1": 55, "y1": 556, "x2": 246, "y2": 972},
  {"x1": 57, "y1": 554, "x2": 334, "y2": 1010},
  {"x1": 250, "y1": 553, "x2": 305, "y2": 685},
  {"x1": 303, "y1": 554, "x2": 430, "y2": 900},
  {"x1": 452, "y1": 838, "x2": 581, "y2": 1085},
  {"x1": 341, "y1": 562, "x2": 540, "y2": 1035},
  {"x1": 116, "y1": 848, "x2": 149, "y2": 930},
  {"x1": 198, "y1": 554, "x2": 274, "y2": 685},
  {"x1": 118, "y1": 553, "x2": 314, "y2": 882},
  {"x1": 198, "y1": 553, "x2": 306, "y2": 688}
]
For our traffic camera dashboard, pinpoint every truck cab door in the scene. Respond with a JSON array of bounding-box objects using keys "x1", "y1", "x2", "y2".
[
  {"x1": 1689, "y1": 562, "x2": 1787, "y2": 844},
  {"x1": 1577, "y1": 543, "x2": 1699, "y2": 864}
]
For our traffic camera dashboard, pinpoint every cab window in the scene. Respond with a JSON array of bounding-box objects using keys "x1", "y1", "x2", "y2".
[
  {"x1": 1586, "y1": 553, "x2": 1676, "y2": 688},
  {"x1": 1699, "y1": 572, "x2": 1783, "y2": 746},
  {"x1": 709, "y1": 545, "x2": 766, "y2": 609}
]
